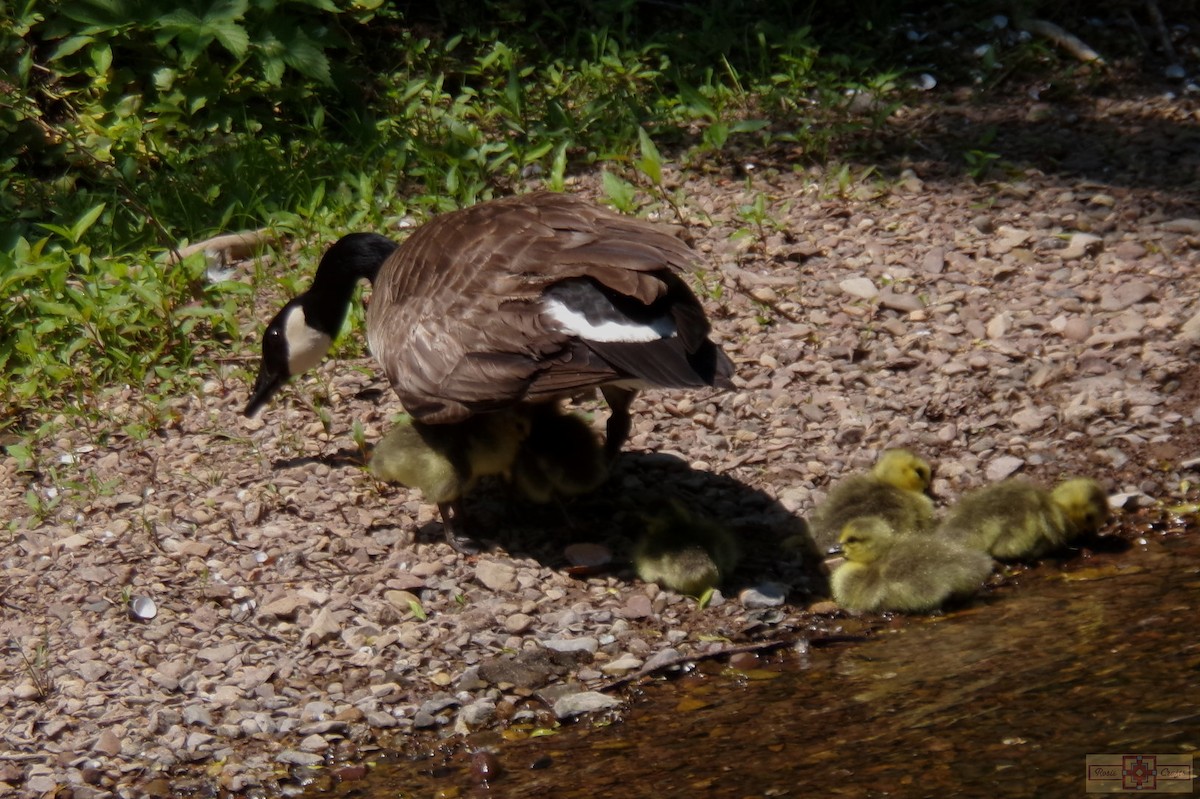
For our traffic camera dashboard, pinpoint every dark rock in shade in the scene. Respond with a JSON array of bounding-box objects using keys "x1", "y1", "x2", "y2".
[{"x1": 476, "y1": 647, "x2": 591, "y2": 689}]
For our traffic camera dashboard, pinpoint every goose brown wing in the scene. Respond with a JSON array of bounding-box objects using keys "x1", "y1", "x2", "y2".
[{"x1": 367, "y1": 192, "x2": 730, "y2": 423}]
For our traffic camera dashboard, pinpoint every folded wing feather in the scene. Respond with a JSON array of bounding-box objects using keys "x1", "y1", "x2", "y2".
[{"x1": 367, "y1": 192, "x2": 729, "y2": 423}]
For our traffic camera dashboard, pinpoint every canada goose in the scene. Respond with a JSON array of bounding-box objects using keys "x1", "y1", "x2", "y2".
[
  {"x1": 808, "y1": 449, "x2": 936, "y2": 554},
  {"x1": 831, "y1": 517, "x2": 993, "y2": 613},
  {"x1": 936, "y1": 477, "x2": 1110, "y2": 560},
  {"x1": 633, "y1": 501, "x2": 740, "y2": 596},
  {"x1": 246, "y1": 192, "x2": 734, "y2": 462},
  {"x1": 369, "y1": 411, "x2": 532, "y2": 551},
  {"x1": 511, "y1": 403, "x2": 608, "y2": 503}
]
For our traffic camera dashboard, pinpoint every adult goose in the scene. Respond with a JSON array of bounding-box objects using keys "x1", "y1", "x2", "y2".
[{"x1": 246, "y1": 192, "x2": 734, "y2": 536}]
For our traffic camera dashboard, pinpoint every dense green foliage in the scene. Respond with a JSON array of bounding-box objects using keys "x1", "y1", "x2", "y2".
[
  {"x1": 0, "y1": 0, "x2": 888, "y2": 430},
  {"x1": 1, "y1": 0, "x2": 1172, "y2": 436}
]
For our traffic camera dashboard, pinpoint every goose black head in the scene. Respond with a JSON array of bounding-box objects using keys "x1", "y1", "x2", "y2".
[
  {"x1": 245, "y1": 232, "x2": 398, "y2": 417},
  {"x1": 245, "y1": 297, "x2": 328, "y2": 416}
]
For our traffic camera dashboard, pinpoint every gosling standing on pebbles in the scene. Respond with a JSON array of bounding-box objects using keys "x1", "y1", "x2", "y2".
[
  {"x1": 831, "y1": 517, "x2": 993, "y2": 614},
  {"x1": 633, "y1": 501, "x2": 740, "y2": 597},
  {"x1": 808, "y1": 449, "x2": 936, "y2": 553},
  {"x1": 936, "y1": 477, "x2": 1110, "y2": 560},
  {"x1": 368, "y1": 412, "x2": 532, "y2": 551},
  {"x1": 510, "y1": 403, "x2": 608, "y2": 504}
]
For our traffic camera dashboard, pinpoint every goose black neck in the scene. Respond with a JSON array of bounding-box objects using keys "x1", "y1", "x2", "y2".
[{"x1": 301, "y1": 232, "x2": 398, "y2": 336}]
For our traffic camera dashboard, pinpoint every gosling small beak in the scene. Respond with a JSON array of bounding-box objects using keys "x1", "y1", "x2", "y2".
[{"x1": 821, "y1": 552, "x2": 846, "y2": 574}]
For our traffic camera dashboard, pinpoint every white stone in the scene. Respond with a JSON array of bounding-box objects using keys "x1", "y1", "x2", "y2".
[{"x1": 839, "y1": 277, "x2": 879, "y2": 300}]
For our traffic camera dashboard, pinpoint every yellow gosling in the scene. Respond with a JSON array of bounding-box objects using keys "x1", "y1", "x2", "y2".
[
  {"x1": 369, "y1": 411, "x2": 531, "y2": 551},
  {"x1": 634, "y1": 502, "x2": 740, "y2": 596},
  {"x1": 937, "y1": 477, "x2": 1110, "y2": 560},
  {"x1": 831, "y1": 517, "x2": 993, "y2": 613},
  {"x1": 511, "y1": 404, "x2": 608, "y2": 503},
  {"x1": 809, "y1": 449, "x2": 936, "y2": 553}
]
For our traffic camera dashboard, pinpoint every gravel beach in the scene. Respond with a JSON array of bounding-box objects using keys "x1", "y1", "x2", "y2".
[{"x1": 2, "y1": 85, "x2": 1199, "y2": 797}]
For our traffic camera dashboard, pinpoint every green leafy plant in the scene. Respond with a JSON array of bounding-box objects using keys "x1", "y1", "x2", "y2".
[
  {"x1": 1, "y1": 1, "x2": 918, "y2": 442},
  {"x1": 12, "y1": 637, "x2": 52, "y2": 699},
  {"x1": 964, "y1": 149, "x2": 1002, "y2": 181},
  {"x1": 600, "y1": 169, "x2": 639, "y2": 213},
  {"x1": 351, "y1": 419, "x2": 369, "y2": 464},
  {"x1": 1, "y1": 204, "x2": 244, "y2": 428},
  {"x1": 731, "y1": 191, "x2": 786, "y2": 250}
]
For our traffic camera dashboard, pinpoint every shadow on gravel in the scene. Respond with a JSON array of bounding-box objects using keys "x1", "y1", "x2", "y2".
[
  {"x1": 869, "y1": 93, "x2": 1200, "y2": 195},
  {"x1": 271, "y1": 447, "x2": 367, "y2": 471},
  {"x1": 268, "y1": 441, "x2": 1137, "y2": 601},
  {"x1": 463, "y1": 450, "x2": 829, "y2": 600},
  {"x1": 264, "y1": 442, "x2": 829, "y2": 598},
  {"x1": 727, "y1": 85, "x2": 1200, "y2": 199}
]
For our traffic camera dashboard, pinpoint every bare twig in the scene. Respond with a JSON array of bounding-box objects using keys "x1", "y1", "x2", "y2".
[
  {"x1": 600, "y1": 631, "x2": 869, "y2": 691},
  {"x1": 165, "y1": 229, "x2": 280, "y2": 265},
  {"x1": 1018, "y1": 18, "x2": 1106, "y2": 66},
  {"x1": 1144, "y1": 0, "x2": 1181, "y2": 70},
  {"x1": 0, "y1": 753, "x2": 44, "y2": 763},
  {"x1": 10, "y1": 639, "x2": 50, "y2": 700}
]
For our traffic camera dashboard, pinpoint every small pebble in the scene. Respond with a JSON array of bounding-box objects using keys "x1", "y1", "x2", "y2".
[
  {"x1": 1060, "y1": 232, "x2": 1104, "y2": 260},
  {"x1": 738, "y1": 582, "x2": 788, "y2": 608},
  {"x1": 839, "y1": 277, "x2": 879, "y2": 301}
]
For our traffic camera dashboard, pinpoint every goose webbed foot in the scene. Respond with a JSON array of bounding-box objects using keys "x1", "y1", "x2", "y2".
[
  {"x1": 437, "y1": 500, "x2": 482, "y2": 555},
  {"x1": 600, "y1": 385, "x2": 636, "y2": 462}
]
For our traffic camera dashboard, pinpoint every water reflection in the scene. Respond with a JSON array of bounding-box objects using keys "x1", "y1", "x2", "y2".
[{"x1": 310, "y1": 531, "x2": 1198, "y2": 798}]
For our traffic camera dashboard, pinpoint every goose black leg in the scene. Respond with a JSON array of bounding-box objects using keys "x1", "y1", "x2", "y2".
[
  {"x1": 437, "y1": 500, "x2": 481, "y2": 555},
  {"x1": 600, "y1": 385, "x2": 637, "y2": 461}
]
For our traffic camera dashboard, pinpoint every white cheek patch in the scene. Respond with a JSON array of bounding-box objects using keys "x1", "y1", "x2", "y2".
[
  {"x1": 285, "y1": 307, "x2": 333, "y2": 375},
  {"x1": 543, "y1": 298, "x2": 676, "y2": 343}
]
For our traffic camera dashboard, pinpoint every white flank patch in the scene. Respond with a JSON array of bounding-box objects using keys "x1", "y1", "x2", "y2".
[
  {"x1": 543, "y1": 298, "x2": 675, "y2": 343},
  {"x1": 285, "y1": 307, "x2": 333, "y2": 375}
]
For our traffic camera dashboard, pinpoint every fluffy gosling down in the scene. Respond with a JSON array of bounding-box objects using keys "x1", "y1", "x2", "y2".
[
  {"x1": 633, "y1": 503, "x2": 740, "y2": 596},
  {"x1": 369, "y1": 411, "x2": 531, "y2": 552},
  {"x1": 936, "y1": 477, "x2": 1110, "y2": 560},
  {"x1": 511, "y1": 404, "x2": 608, "y2": 504},
  {"x1": 831, "y1": 517, "x2": 993, "y2": 614},
  {"x1": 809, "y1": 449, "x2": 936, "y2": 553}
]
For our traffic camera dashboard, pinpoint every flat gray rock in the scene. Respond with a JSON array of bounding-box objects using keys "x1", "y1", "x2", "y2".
[{"x1": 552, "y1": 691, "x2": 621, "y2": 719}]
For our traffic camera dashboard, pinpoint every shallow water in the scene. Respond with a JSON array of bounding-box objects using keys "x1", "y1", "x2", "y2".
[{"x1": 305, "y1": 526, "x2": 1199, "y2": 799}]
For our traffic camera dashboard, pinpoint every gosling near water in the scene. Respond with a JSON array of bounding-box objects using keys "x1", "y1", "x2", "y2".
[
  {"x1": 369, "y1": 411, "x2": 531, "y2": 552},
  {"x1": 633, "y1": 502, "x2": 740, "y2": 596},
  {"x1": 809, "y1": 449, "x2": 936, "y2": 553},
  {"x1": 936, "y1": 477, "x2": 1110, "y2": 560},
  {"x1": 511, "y1": 404, "x2": 608, "y2": 503},
  {"x1": 831, "y1": 517, "x2": 993, "y2": 614}
]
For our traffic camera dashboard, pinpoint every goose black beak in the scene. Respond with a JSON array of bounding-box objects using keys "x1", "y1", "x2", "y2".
[{"x1": 245, "y1": 367, "x2": 285, "y2": 417}]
